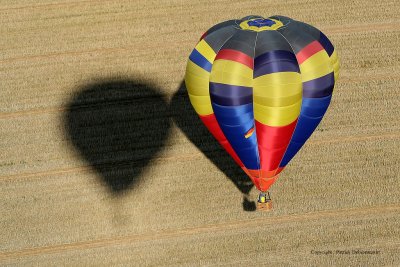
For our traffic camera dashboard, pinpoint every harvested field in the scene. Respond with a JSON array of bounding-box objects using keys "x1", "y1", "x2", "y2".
[{"x1": 1, "y1": 0, "x2": 399, "y2": 266}]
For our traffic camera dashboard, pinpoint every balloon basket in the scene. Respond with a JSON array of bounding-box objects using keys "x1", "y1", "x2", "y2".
[
  {"x1": 257, "y1": 200, "x2": 273, "y2": 211},
  {"x1": 257, "y1": 191, "x2": 273, "y2": 211}
]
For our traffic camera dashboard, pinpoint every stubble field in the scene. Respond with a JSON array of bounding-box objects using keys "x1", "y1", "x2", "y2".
[{"x1": 1, "y1": 0, "x2": 399, "y2": 266}]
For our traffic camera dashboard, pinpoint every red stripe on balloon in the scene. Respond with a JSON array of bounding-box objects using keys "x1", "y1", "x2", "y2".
[
  {"x1": 274, "y1": 166, "x2": 284, "y2": 175},
  {"x1": 245, "y1": 169, "x2": 280, "y2": 192},
  {"x1": 296, "y1": 40, "x2": 324, "y2": 64},
  {"x1": 255, "y1": 119, "x2": 298, "y2": 173},
  {"x1": 199, "y1": 114, "x2": 244, "y2": 167},
  {"x1": 242, "y1": 168, "x2": 260, "y2": 190},
  {"x1": 259, "y1": 176, "x2": 279, "y2": 192},
  {"x1": 215, "y1": 49, "x2": 254, "y2": 69}
]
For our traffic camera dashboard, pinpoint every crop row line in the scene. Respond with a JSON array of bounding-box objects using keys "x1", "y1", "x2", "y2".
[
  {"x1": 0, "y1": 132, "x2": 398, "y2": 182},
  {"x1": 0, "y1": 203, "x2": 398, "y2": 261}
]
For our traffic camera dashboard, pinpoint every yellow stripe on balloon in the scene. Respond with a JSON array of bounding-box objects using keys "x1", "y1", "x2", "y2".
[
  {"x1": 299, "y1": 50, "x2": 333, "y2": 82},
  {"x1": 185, "y1": 72, "x2": 209, "y2": 96},
  {"x1": 254, "y1": 91, "x2": 302, "y2": 107},
  {"x1": 210, "y1": 59, "x2": 253, "y2": 87},
  {"x1": 333, "y1": 61, "x2": 339, "y2": 73},
  {"x1": 186, "y1": 60, "x2": 211, "y2": 96},
  {"x1": 330, "y1": 50, "x2": 340, "y2": 81},
  {"x1": 195, "y1": 39, "x2": 217, "y2": 63},
  {"x1": 185, "y1": 41, "x2": 216, "y2": 115},
  {"x1": 188, "y1": 94, "x2": 213, "y2": 115},
  {"x1": 253, "y1": 71, "x2": 302, "y2": 126},
  {"x1": 185, "y1": 62, "x2": 210, "y2": 96},
  {"x1": 186, "y1": 59, "x2": 210, "y2": 79},
  {"x1": 299, "y1": 50, "x2": 330, "y2": 73},
  {"x1": 254, "y1": 100, "x2": 301, "y2": 126},
  {"x1": 253, "y1": 72, "x2": 302, "y2": 86},
  {"x1": 334, "y1": 69, "x2": 339, "y2": 82},
  {"x1": 254, "y1": 79, "x2": 302, "y2": 107},
  {"x1": 185, "y1": 59, "x2": 214, "y2": 115},
  {"x1": 254, "y1": 82, "x2": 302, "y2": 98},
  {"x1": 210, "y1": 71, "x2": 253, "y2": 87},
  {"x1": 330, "y1": 49, "x2": 338, "y2": 64}
]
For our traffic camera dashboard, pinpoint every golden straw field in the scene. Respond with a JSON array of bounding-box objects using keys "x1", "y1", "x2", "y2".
[{"x1": 1, "y1": 0, "x2": 399, "y2": 266}]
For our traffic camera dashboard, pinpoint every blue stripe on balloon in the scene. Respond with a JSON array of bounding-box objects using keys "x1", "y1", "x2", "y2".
[
  {"x1": 210, "y1": 82, "x2": 253, "y2": 106},
  {"x1": 303, "y1": 72, "x2": 335, "y2": 98},
  {"x1": 318, "y1": 32, "x2": 334, "y2": 56},
  {"x1": 254, "y1": 50, "x2": 297, "y2": 68},
  {"x1": 236, "y1": 146, "x2": 260, "y2": 168},
  {"x1": 253, "y1": 50, "x2": 299, "y2": 78},
  {"x1": 248, "y1": 18, "x2": 276, "y2": 27},
  {"x1": 189, "y1": 49, "x2": 212, "y2": 72},
  {"x1": 280, "y1": 95, "x2": 332, "y2": 167},
  {"x1": 212, "y1": 102, "x2": 260, "y2": 170},
  {"x1": 300, "y1": 94, "x2": 332, "y2": 117},
  {"x1": 212, "y1": 102, "x2": 253, "y2": 125}
]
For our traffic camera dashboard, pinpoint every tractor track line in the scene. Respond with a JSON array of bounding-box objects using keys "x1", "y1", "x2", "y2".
[
  {"x1": 0, "y1": 94, "x2": 164, "y2": 119},
  {"x1": 327, "y1": 22, "x2": 400, "y2": 34},
  {"x1": 0, "y1": 0, "x2": 113, "y2": 11},
  {"x1": 0, "y1": 0, "x2": 398, "y2": 19},
  {"x1": 0, "y1": 204, "x2": 398, "y2": 261},
  {"x1": 0, "y1": 107, "x2": 66, "y2": 119},
  {"x1": 0, "y1": 22, "x2": 398, "y2": 65},
  {"x1": 0, "y1": 154, "x2": 201, "y2": 181},
  {"x1": 0, "y1": 46, "x2": 137, "y2": 64},
  {"x1": 0, "y1": 132, "x2": 398, "y2": 182},
  {"x1": 310, "y1": 133, "x2": 400, "y2": 145}
]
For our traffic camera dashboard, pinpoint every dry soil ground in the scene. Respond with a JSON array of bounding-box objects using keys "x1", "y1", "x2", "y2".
[{"x1": 1, "y1": 0, "x2": 400, "y2": 266}]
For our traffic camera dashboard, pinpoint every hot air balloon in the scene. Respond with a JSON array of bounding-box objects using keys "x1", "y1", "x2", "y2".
[{"x1": 184, "y1": 15, "x2": 339, "y2": 210}]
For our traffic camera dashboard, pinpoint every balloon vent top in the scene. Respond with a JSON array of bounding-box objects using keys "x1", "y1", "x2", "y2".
[
  {"x1": 248, "y1": 18, "x2": 275, "y2": 27},
  {"x1": 240, "y1": 17, "x2": 283, "y2": 32}
]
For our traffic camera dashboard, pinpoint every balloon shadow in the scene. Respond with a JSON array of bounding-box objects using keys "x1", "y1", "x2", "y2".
[
  {"x1": 170, "y1": 82, "x2": 256, "y2": 211},
  {"x1": 64, "y1": 79, "x2": 171, "y2": 195}
]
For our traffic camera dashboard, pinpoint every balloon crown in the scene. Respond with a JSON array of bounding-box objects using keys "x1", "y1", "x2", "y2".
[
  {"x1": 247, "y1": 18, "x2": 276, "y2": 27},
  {"x1": 239, "y1": 17, "x2": 283, "y2": 31}
]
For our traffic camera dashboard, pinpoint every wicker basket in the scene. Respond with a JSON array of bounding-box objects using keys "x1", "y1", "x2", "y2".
[{"x1": 257, "y1": 201, "x2": 273, "y2": 211}]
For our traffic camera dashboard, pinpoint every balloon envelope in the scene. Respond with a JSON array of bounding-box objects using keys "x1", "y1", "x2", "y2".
[{"x1": 185, "y1": 15, "x2": 339, "y2": 192}]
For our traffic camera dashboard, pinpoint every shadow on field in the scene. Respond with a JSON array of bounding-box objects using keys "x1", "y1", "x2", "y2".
[
  {"x1": 64, "y1": 79, "x2": 170, "y2": 195},
  {"x1": 170, "y1": 81, "x2": 256, "y2": 211}
]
